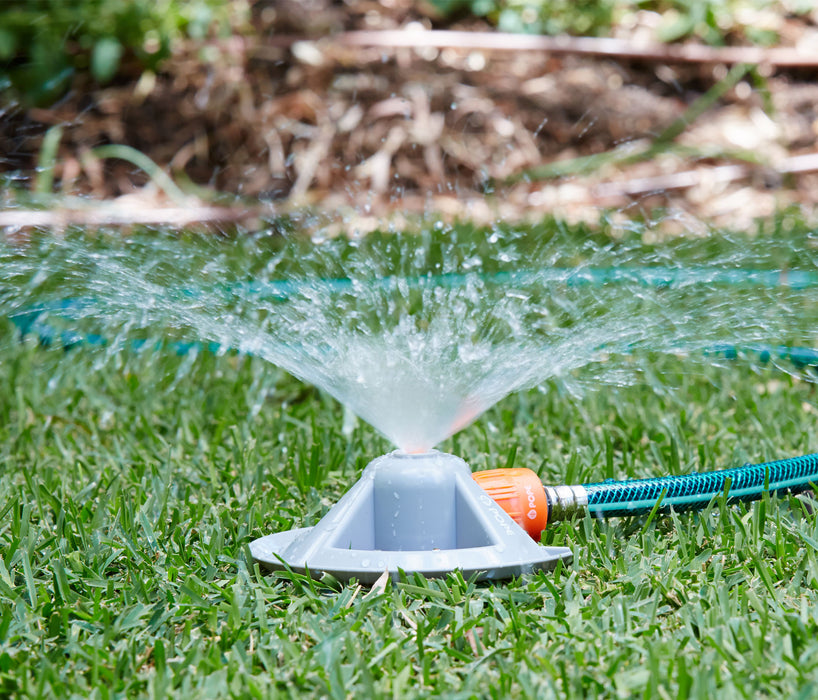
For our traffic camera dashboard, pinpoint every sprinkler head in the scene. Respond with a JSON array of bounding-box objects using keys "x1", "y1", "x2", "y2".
[{"x1": 250, "y1": 451, "x2": 571, "y2": 584}]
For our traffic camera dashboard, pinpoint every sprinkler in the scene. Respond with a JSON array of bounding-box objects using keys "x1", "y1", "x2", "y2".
[
  {"x1": 250, "y1": 451, "x2": 818, "y2": 583},
  {"x1": 249, "y1": 451, "x2": 572, "y2": 584}
]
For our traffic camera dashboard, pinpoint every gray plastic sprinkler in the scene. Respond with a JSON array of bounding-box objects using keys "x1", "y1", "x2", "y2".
[
  {"x1": 250, "y1": 450, "x2": 572, "y2": 584},
  {"x1": 250, "y1": 450, "x2": 818, "y2": 584}
]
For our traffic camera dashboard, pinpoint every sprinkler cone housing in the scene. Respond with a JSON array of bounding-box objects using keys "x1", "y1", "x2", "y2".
[{"x1": 250, "y1": 451, "x2": 571, "y2": 584}]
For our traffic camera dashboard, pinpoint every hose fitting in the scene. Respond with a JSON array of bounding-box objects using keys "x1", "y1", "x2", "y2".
[
  {"x1": 473, "y1": 469, "x2": 587, "y2": 540},
  {"x1": 472, "y1": 468, "x2": 549, "y2": 540},
  {"x1": 475, "y1": 452, "x2": 818, "y2": 539},
  {"x1": 542, "y1": 484, "x2": 589, "y2": 521}
]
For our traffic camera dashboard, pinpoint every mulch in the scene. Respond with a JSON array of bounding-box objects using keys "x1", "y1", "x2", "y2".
[{"x1": 2, "y1": 1, "x2": 818, "y2": 231}]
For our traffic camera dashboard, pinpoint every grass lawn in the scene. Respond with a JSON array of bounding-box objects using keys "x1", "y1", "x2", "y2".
[{"x1": 3, "y1": 221, "x2": 818, "y2": 698}]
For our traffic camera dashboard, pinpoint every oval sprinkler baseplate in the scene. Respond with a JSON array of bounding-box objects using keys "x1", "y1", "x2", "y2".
[{"x1": 250, "y1": 451, "x2": 572, "y2": 584}]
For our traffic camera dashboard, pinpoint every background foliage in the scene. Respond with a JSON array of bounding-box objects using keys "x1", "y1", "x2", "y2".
[
  {"x1": 1, "y1": 0, "x2": 812, "y2": 106},
  {"x1": 429, "y1": 0, "x2": 807, "y2": 44},
  {"x1": 0, "y1": 0, "x2": 248, "y2": 105}
]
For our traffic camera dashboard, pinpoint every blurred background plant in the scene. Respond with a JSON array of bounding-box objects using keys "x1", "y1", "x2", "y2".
[
  {"x1": 428, "y1": 0, "x2": 812, "y2": 44},
  {"x1": 2, "y1": 0, "x2": 812, "y2": 107},
  {"x1": 0, "y1": 0, "x2": 250, "y2": 106}
]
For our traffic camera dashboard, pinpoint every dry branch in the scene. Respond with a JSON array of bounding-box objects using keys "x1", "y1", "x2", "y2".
[
  {"x1": 593, "y1": 152, "x2": 818, "y2": 201},
  {"x1": 334, "y1": 30, "x2": 818, "y2": 67},
  {"x1": 0, "y1": 205, "x2": 262, "y2": 230}
]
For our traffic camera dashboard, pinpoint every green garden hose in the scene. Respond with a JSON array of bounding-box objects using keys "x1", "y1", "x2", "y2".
[
  {"x1": 580, "y1": 453, "x2": 818, "y2": 517},
  {"x1": 474, "y1": 453, "x2": 818, "y2": 539}
]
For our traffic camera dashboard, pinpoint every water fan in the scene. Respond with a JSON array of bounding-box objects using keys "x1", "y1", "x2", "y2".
[{"x1": 7, "y1": 231, "x2": 818, "y2": 583}]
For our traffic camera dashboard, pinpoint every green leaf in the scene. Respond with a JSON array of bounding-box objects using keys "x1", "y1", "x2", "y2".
[
  {"x1": 0, "y1": 28, "x2": 16, "y2": 60},
  {"x1": 470, "y1": 0, "x2": 494, "y2": 16},
  {"x1": 34, "y1": 125, "x2": 63, "y2": 195},
  {"x1": 187, "y1": 3, "x2": 214, "y2": 41},
  {"x1": 91, "y1": 37, "x2": 123, "y2": 83},
  {"x1": 658, "y1": 12, "x2": 696, "y2": 43},
  {"x1": 497, "y1": 8, "x2": 527, "y2": 33},
  {"x1": 426, "y1": 0, "x2": 471, "y2": 15}
]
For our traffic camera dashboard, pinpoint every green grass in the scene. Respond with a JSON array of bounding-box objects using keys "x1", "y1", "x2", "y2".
[{"x1": 3, "y1": 223, "x2": 818, "y2": 697}]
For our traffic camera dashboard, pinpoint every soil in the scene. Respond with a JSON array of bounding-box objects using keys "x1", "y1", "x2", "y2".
[{"x1": 2, "y1": 1, "x2": 818, "y2": 231}]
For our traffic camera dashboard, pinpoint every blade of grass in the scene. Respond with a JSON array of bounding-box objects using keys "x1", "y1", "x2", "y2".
[
  {"x1": 34, "y1": 125, "x2": 63, "y2": 195},
  {"x1": 87, "y1": 144, "x2": 188, "y2": 204}
]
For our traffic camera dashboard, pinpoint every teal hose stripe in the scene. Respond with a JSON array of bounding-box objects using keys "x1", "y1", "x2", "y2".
[
  {"x1": 233, "y1": 266, "x2": 818, "y2": 298},
  {"x1": 583, "y1": 453, "x2": 818, "y2": 516},
  {"x1": 8, "y1": 266, "x2": 818, "y2": 317},
  {"x1": 588, "y1": 475, "x2": 817, "y2": 513},
  {"x1": 11, "y1": 306, "x2": 818, "y2": 372},
  {"x1": 29, "y1": 266, "x2": 804, "y2": 302}
]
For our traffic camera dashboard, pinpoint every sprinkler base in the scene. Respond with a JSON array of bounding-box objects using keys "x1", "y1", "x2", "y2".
[{"x1": 250, "y1": 451, "x2": 572, "y2": 584}]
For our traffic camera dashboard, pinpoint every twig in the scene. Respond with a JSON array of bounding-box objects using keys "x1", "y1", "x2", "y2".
[
  {"x1": 593, "y1": 152, "x2": 818, "y2": 201},
  {"x1": 334, "y1": 30, "x2": 818, "y2": 67},
  {"x1": 593, "y1": 164, "x2": 751, "y2": 200},
  {"x1": 0, "y1": 205, "x2": 262, "y2": 230}
]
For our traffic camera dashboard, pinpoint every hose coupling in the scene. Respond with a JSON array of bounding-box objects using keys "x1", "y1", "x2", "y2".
[
  {"x1": 473, "y1": 468, "x2": 589, "y2": 540},
  {"x1": 543, "y1": 484, "x2": 588, "y2": 521}
]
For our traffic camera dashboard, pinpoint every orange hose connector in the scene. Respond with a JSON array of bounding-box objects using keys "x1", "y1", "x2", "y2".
[{"x1": 472, "y1": 468, "x2": 548, "y2": 540}]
